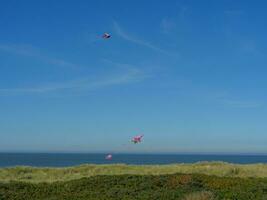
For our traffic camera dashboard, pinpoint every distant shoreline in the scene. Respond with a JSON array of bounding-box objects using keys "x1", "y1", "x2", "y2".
[
  {"x1": 1, "y1": 153, "x2": 267, "y2": 168},
  {"x1": 1, "y1": 152, "x2": 267, "y2": 155}
]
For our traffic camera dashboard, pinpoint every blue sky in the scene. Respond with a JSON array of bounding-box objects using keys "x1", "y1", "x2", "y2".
[{"x1": 0, "y1": 0, "x2": 267, "y2": 153}]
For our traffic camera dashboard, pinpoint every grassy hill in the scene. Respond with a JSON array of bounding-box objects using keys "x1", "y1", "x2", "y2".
[
  {"x1": 1, "y1": 162, "x2": 267, "y2": 199},
  {"x1": 1, "y1": 173, "x2": 267, "y2": 200}
]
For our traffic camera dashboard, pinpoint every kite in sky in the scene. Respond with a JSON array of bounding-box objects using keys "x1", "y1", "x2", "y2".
[
  {"x1": 131, "y1": 134, "x2": 144, "y2": 144},
  {"x1": 105, "y1": 154, "x2": 112, "y2": 160},
  {"x1": 102, "y1": 33, "x2": 111, "y2": 39}
]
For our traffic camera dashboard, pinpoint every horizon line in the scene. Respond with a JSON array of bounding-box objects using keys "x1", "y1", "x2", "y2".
[{"x1": 1, "y1": 151, "x2": 267, "y2": 156}]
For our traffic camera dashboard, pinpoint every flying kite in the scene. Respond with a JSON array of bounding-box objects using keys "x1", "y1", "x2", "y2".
[
  {"x1": 105, "y1": 154, "x2": 112, "y2": 160},
  {"x1": 102, "y1": 33, "x2": 111, "y2": 39},
  {"x1": 131, "y1": 134, "x2": 144, "y2": 144}
]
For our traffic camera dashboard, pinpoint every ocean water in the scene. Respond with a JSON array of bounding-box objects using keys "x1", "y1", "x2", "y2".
[{"x1": 1, "y1": 153, "x2": 267, "y2": 167}]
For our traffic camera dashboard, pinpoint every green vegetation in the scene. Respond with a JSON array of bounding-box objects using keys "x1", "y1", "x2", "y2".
[
  {"x1": 1, "y1": 162, "x2": 267, "y2": 199},
  {"x1": 1, "y1": 162, "x2": 267, "y2": 183},
  {"x1": 1, "y1": 173, "x2": 267, "y2": 200}
]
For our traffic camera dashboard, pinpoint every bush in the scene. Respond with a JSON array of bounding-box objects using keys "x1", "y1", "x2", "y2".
[
  {"x1": 183, "y1": 191, "x2": 215, "y2": 200},
  {"x1": 0, "y1": 173, "x2": 267, "y2": 199}
]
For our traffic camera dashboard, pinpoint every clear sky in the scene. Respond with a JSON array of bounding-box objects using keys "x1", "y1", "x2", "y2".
[{"x1": 0, "y1": 0, "x2": 267, "y2": 153}]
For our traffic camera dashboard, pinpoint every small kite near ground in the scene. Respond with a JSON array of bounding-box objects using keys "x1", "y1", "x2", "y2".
[
  {"x1": 105, "y1": 154, "x2": 112, "y2": 160},
  {"x1": 102, "y1": 33, "x2": 111, "y2": 39},
  {"x1": 131, "y1": 134, "x2": 144, "y2": 144}
]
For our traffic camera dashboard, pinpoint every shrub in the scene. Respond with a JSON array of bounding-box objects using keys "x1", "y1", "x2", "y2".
[{"x1": 183, "y1": 191, "x2": 215, "y2": 200}]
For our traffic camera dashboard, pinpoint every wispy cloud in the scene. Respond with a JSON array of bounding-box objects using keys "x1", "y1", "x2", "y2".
[
  {"x1": 238, "y1": 39, "x2": 264, "y2": 56},
  {"x1": 0, "y1": 44, "x2": 41, "y2": 57},
  {"x1": 224, "y1": 10, "x2": 244, "y2": 16},
  {"x1": 0, "y1": 44, "x2": 79, "y2": 69},
  {"x1": 160, "y1": 5, "x2": 188, "y2": 34},
  {"x1": 0, "y1": 62, "x2": 148, "y2": 96},
  {"x1": 210, "y1": 90, "x2": 263, "y2": 108},
  {"x1": 221, "y1": 99, "x2": 263, "y2": 108},
  {"x1": 171, "y1": 79, "x2": 263, "y2": 109},
  {"x1": 113, "y1": 21, "x2": 176, "y2": 56},
  {"x1": 160, "y1": 18, "x2": 176, "y2": 34}
]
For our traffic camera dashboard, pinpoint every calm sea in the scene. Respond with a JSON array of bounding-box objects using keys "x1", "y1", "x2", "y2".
[{"x1": 1, "y1": 153, "x2": 267, "y2": 167}]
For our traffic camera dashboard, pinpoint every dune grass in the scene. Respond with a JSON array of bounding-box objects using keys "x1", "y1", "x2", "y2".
[
  {"x1": 1, "y1": 173, "x2": 267, "y2": 200},
  {"x1": 183, "y1": 191, "x2": 215, "y2": 200},
  {"x1": 1, "y1": 163, "x2": 267, "y2": 199},
  {"x1": 1, "y1": 162, "x2": 267, "y2": 183}
]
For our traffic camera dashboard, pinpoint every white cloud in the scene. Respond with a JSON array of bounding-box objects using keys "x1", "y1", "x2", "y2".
[
  {"x1": 222, "y1": 99, "x2": 262, "y2": 108},
  {"x1": 0, "y1": 44, "x2": 79, "y2": 69},
  {"x1": 160, "y1": 18, "x2": 176, "y2": 34},
  {"x1": 224, "y1": 10, "x2": 244, "y2": 16},
  {"x1": 0, "y1": 44, "x2": 40, "y2": 56},
  {"x1": 0, "y1": 62, "x2": 148, "y2": 96},
  {"x1": 113, "y1": 21, "x2": 175, "y2": 56}
]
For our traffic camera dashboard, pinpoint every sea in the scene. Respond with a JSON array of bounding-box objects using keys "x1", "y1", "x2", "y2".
[{"x1": 1, "y1": 153, "x2": 267, "y2": 167}]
